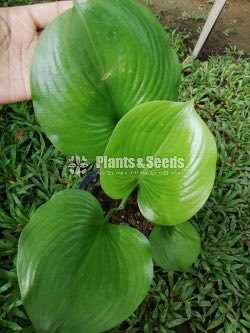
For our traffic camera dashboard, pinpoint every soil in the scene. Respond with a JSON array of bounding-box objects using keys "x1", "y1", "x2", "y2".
[
  {"x1": 92, "y1": 186, "x2": 153, "y2": 236},
  {"x1": 79, "y1": 169, "x2": 152, "y2": 235},
  {"x1": 143, "y1": 0, "x2": 250, "y2": 58}
]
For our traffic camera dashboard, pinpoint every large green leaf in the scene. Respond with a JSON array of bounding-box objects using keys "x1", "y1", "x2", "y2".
[
  {"x1": 31, "y1": 0, "x2": 180, "y2": 160},
  {"x1": 100, "y1": 101, "x2": 217, "y2": 225},
  {"x1": 149, "y1": 222, "x2": 201, "y2": 272},
  {"x1": 17, "y1": 190, "x2": 153, "y2": 333}
]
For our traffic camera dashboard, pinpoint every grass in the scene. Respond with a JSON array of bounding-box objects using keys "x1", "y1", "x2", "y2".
[
  {"x1": 0, "y1": 4, "x2": 250, "y2": 333},
  {"x1": 180, "y1": 11, "x2": 208, "y2": 22},
  {"x1": 0, "y1": 0, "x2": 38, "y2": 6}
]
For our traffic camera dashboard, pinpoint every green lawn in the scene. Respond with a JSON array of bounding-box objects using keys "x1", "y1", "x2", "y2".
[{"x1": 0, "y1": 2, "x2": 250, "y2": 333}]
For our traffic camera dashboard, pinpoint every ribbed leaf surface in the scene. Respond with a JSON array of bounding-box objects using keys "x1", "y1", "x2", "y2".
[
  {"x1": 149, "y1": 222, "x2": 201, "y2": 271},
  {"x1": 31, "y1": 0, "x2": 180, "y2": 160},
  {"x1": 17, "y1": 190, "x2": 153, "y2": 333},
  {"x1": 100, "y1": 101, "x2": 217, "y2": 225}
]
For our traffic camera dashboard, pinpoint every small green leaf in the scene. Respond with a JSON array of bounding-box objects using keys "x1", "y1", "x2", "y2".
[
  {"x1": 185, "y1": 301, "x2": 192, "y2": 319},
  {"x1": 17, "y1": 190, "x2": 153, "y2": 333},
  {"x1": 31, "y1": 0, "x2": 180, "y2": 160},
  {"x1": 100, "y1": 100, "x2": 217, "y2": 225},
  {"x1": 207, "y1": 317, "x2": 225, "y2": 330},
  {"x1": 167, "y1": 317, "x2": 188, "y2": 328},
  {"x1": 149, "y1": 222, "x2": 201, "y2": 272},
  {"x1": 0, "y1": 320, "x2": 22, "y2": 331}
]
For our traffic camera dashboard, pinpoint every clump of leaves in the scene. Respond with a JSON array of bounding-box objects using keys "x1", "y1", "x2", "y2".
[
  {"x1": 16, "y1": 0, "x2": 217, "y2": 332},
  {"x1": 0, "y1": 2, "x2": 249, "y2": 333}
]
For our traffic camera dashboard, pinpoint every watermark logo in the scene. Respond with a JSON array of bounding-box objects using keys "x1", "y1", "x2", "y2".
[
  {"x1": 67, "y1": 155, "x2": 185, "y2": 177},
  {"x1": 96, "y1": 156, "x2": 184, "y2": 169},
  {"x1": 67, "y1": 155, "x2": 89, "y2": 176}
]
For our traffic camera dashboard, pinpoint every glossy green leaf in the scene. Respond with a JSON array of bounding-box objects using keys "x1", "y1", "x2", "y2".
[
  {"x1": 100, "y1": 100, "x2": 217, "y2": 225},
  {"x1": 31, "y1": 0, "x2": 180, "y2": 160},
  {"x1": 149, "y1": 222, "x2": 201, "y2": 271},
  {"x1": 17, "y1": 190, "x2": 153, "y2": 333}
]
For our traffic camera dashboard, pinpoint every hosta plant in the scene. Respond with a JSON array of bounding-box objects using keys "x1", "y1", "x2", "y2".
[
  {"x1": 31, "y1": 0, "x2": 180, "y2": 160},
  {"x1": 17, "y1": 0, "x2": 217, "y2": 332}
]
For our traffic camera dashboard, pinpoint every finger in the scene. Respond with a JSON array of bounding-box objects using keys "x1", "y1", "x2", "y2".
[{"x1": 28, "y1": 1, "x2": 73, "y2": 31}]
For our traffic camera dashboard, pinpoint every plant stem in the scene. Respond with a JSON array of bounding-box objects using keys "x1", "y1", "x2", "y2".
[{"x1": 105, "y1": 195, "x2": 129, "y2": 222}]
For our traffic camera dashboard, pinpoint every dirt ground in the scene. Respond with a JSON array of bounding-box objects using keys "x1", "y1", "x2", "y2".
[{"x1": 144, "y1": 0, "x2": 250, "y2": 57}]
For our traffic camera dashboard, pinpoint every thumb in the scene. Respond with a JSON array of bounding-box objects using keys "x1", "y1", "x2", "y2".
[{"x1": 28, "y1": 1, "x2": 73, "y2": 30}]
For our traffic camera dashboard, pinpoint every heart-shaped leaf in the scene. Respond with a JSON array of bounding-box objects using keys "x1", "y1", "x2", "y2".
[
  {"x1": 17, "y1": 190, "x2": 153, "y2": 333},
  {"x1": 149, "y1": 222, "x2": 201, "y2": 272},
  {"x1": 31, "y1": 0, "x2": 180, "y2": 160},
  {"x1": 100, "y1": 100, "x2": 217, "y2": 225}
]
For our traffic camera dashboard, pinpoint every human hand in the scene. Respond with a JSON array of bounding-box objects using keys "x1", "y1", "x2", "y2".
[{"x1": 0, "y1": 1, "x2": 73, "y2": 105}]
